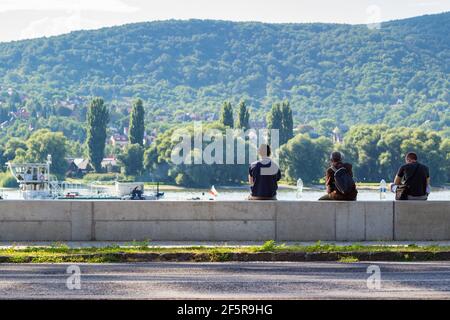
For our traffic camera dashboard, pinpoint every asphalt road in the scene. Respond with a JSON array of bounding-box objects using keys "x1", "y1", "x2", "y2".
[{"x1": 1, "y1": 262, "x2": 450, "y2": 299}]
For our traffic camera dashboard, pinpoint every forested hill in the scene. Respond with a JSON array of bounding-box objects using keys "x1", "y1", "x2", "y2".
[{"x1": 0, "y1": 12, "x2": 449, "y2": 131}]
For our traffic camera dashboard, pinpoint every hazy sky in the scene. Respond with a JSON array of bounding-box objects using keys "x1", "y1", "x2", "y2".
[{"x1": 0, "y1": 0, "x2": 449, "y2": 43}]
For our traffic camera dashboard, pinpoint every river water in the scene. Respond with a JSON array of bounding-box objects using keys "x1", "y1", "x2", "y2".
[
  {"x1": 161, "y1": 187, "x2": 450, "y2": 201},
  {"x1": 2, "y1": 187, "x2": 449, "y2": 201}
]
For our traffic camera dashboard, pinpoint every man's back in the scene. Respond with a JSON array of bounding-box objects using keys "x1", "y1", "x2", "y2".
[
  {"x1": 396, "y1": 162, "x2": 429, "y2": 197},
  {"x1": 325, "y1": 162, "x2": 357, "y2": 200},
  {"x1": 249, "y1": 158, "x2": 281, "y2": 198}
]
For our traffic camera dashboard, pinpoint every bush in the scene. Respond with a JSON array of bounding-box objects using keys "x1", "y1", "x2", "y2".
[
  {"x1": 0, "y1": 172, "x2": 19, "y2": 188},
  {"x1": 82, "y1": 173, "x2": 119, "y2": 183}
]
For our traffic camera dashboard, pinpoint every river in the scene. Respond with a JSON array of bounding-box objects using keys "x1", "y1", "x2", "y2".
[{"x1": 2, "y1": 186, "x2": 449, "y2": 201}]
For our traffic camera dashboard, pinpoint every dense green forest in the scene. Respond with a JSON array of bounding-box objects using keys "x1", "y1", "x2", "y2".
[{"x1": 0, "y1": 12, "x2": 449, "y2": 142}]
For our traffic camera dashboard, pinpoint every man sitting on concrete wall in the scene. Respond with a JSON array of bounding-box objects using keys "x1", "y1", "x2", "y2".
[
  {"x1": 391, "y1": 152, "x2": 430, "y2": 200},
  {"x1": 318, "y1": 151, "x2": 358, "y2": 201},
  {"x1": 248, "y1": 144, "x2": 281, "y2": 200}
]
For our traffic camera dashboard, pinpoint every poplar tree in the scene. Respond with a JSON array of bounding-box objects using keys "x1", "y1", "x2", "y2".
[
  {"x1": 86, "y1": 97, "x2": 109, "y2": 172},
  {"x1": 281, "y1": 101, "x2": 293, "y2": 144},
  {"x1": 267, "y1": 103, "x2": 283, "y2": 145},
  {"x1": 220, "y1": 101, "x2": 234, "y2": 128},
  {"x1": 129, "y1": 98, "x2": 145, "y2": 146},
  {"x1": 236, "y1": 101, "x2": 250, "y2": 130}
]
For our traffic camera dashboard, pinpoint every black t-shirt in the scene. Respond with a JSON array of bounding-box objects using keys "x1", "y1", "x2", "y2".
[
  {"x1": 396, "y1": 162, "x2": 429, "y2": 196},
  {"x1": 249, "y1": 158, "x2": 281, "y2": 197}
]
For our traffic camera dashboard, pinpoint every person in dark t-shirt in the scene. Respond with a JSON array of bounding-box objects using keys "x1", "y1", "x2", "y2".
[
  {"x1": 392, "y1": 152, "x2": 430, "y2": 200},
  {"x1": 248, "y1": 144, "x2": 281, "y2": 200}
]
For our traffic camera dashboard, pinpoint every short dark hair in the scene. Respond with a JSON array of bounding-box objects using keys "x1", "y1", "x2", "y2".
[
  {"x1": 406, "y1": 152, "x2": 418, "y2": 161},
  {"x1": 330, "y1": 151, "x2": 342, "y2": 162}
]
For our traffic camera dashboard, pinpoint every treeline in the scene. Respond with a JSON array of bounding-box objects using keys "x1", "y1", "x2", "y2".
[
  {"x1": 1, "y1": 97, "x2": 449, "y2": 187},
  {"x1": 0, "y1": 97, "x2": 147, "y2": 178},
  {"x1": 143, "y1": 101, "x2": 295, "y2": 186},
  {"x1": 280, "y1": 126, "x2": 450, "y2": 185}
]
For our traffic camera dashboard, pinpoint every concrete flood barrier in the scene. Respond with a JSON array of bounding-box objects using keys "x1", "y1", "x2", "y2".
[
  {"x1": 0, "y1": 200, "x2": 449, "y2": 241},
  {"x1": 394, "y1": 201, "x2": 450, "y2": 241}
]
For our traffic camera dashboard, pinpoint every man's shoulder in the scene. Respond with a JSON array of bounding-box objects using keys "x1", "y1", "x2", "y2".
[
  {"x1": 252, "y1": 158, "x2": 274, "y2": 166},
  {"x1": 418, "y1": 162, "x2": 429, "y2": 169},
  {"x1": 403, "y1": 162, "x2": 427, "y2": 170},
  {"x1": 418, "y1": 163, "x2": 429, "y2": 172},
  {"x1": 330, "y1": 163, "x2": 352, "y2": 171},
  {"x1": 398, "y1": 162, "x2": 428, "y2": 172},
  {"x1": 250, "y1": 160, "x2": 260, "y2": 168},
  {"x1": 343, "y1": 162, "x2": 353, "y2": 169}
]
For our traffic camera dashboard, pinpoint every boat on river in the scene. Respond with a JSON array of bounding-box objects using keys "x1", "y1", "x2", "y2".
[
  {"x1": 7, "y1": 157, "x2": 57, "y2": 199},
  {"x1": 6, "y1": 155, "x2": 164, "y2": 200}
]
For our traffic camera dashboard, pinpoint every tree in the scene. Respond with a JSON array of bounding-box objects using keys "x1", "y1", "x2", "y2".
[
  {"x1": 267, "y1": 103, "x2": 283, "y2": 145},
  {"x1": 118, "y1": 143, "x2": 144, "y2": 176},
  {"x1": 340, "y1": 125, "x2": 386, "y2": 181},
  {"x1": 236, "y1": 101, "x2": 250, "y2": 130},
  {"x1": 0, "y1": 146, "x2": 6, "y2": 172},
  {"x1": 0, "y1": 106, "x2": 8, "y2": 122},
  {"x1": 24, "y1": 129, "x2": 68, "y2": 177},
  {"x1": 279, "y1": 134, "x2": 332, "y2": 183},
  {"x1": 3, "y1": 138, "x2": 27, "y2": 161},
  {"x1": 129, "y1": 98, "x2": 145, "y2": 146},
  {"x1": 341, "y1": 124, "x2": 449, "y2": 184},
  {"x1": 441, "y1": 138, "x2": 450, "y2": 183},
  {"x1": 281, "y1": 101, "x2": 293, "y2": 144},
  {"x1": 219, "y1": 102, "x2": 234, "y2": 128},
  {"x1": 317, "y1": 119, "x2": 336, "y2": 137},
  {"x1": 86, "y1": 97, "x2": 109, "y2": 172},
  {"x1": 143, "y1": 122, "x2": 250, "y2": 187}
]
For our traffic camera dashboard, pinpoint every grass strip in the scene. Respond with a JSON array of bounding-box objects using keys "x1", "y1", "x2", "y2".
[{"x1": 2, "y1": 241, "x2": 450, "y2": 263}]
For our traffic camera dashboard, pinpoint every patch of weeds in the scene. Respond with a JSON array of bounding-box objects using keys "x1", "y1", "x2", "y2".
[
  {"x1": 7, "y1": 256, "x2": 30, "y2": 263},
  {"x1": 259, "y1": 240, "x2": 277, "y2": 252},
  {"x1": 306, "y1": 241, "x2": 335, "y2": 252},
  {"x1": 208, "y1": 250, "x2": 232, "y2": 262},
  {"x1": 50, "y1": 242, "x2": 70, "y2": 250},
  {"x1": 338, "y1": 256, "x2": 359, "y2": 263},
  {"x1": 127, "y1": 240, "x2": 150, "y2": 250},
  {"x1": 93, "y1": 253, "x2": 124, "y2": 263}
]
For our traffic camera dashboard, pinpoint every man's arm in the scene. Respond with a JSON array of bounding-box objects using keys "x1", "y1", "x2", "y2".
[
  {"x1": 394, "y1": 166, "x2": 404, "y2": 185},
  {"x1": 426, "y1": 166, "x2": 431, "y2": 193},
  {"x1": 325, "y1": 169, "x2": 333, "y2": 194},
  {"x1": 248, "y1": 175, "x2": 254, "y2": 185}
]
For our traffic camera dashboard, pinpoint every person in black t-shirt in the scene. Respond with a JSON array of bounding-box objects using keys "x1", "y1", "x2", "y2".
[
  {"x1": 392, "y1": 152, "x2": 430, "y2": 200},
  {"x1": 248, "y1": 144, "x2": 281, "y2": 200}
]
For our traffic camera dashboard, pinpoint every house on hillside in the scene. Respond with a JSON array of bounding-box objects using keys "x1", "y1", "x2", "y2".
[
  {"x1": 101, "y1": 157, "x2": 120, "y2": 173},
  {"x1": 66, "y1": 158, "x2": 93, "y2": 178},
  {"x1": 11, "y1": 108, "x2": 30, "y2": 120},
  {"x1": 110, "y1": 134, "x2": 128, "y2": 148}
]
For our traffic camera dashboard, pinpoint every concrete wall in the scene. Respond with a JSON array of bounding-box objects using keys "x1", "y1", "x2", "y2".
[{"x1": 0, "y1": 200, "x2": 449, "y2": 241}]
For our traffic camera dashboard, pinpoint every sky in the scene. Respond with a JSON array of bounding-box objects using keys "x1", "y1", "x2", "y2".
[{"x1": 0, "y1": 0, "x2": 449, "y2": 43}]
